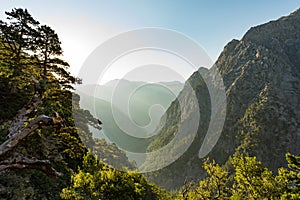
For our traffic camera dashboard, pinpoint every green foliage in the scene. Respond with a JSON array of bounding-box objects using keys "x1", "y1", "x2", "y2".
[
  {"x1": 231, "y1": 155, "x2": 281, "y2": 199},
  {"x1": 0, "y1": 171, "x2": 36, "y2": 199},
  {"x1": 0, "y1": 8, "x2": 87, "y2": 198},
  {"x1": 0, "y1": 86, "x2": 88, "y2": 199},
  {"x1": 1, "y1": 7, "x2": 298, "y2": 200},
  {"x1": 0, "y1": 8, "x2": 171, "y2": 199},
  {"x1": 92, "y1": 138, "x2": 136, "y2": 171},
  {"x1": 196, "y1": 159, "x2": 231, "y2": 199},
  {"x1": 176, "y1": 153, "x2": 300, "y2": 200},
  {"x1": 0, "y1": 8, "x2": 39, "y2": 66},
  {"x1": 277, "y1": 153, "x2": 300, "y2": 199},
  {"x1": 0, "y1": 8, "x2": 74, "y2": 91},
  {"x1": 0, "y1": 169, "x2": 58, "y2": 199},
  {"x1": 61, "y1": 152, "x2": 171, "y2": 200},
  {"x1": 33, "y1": 24, "x2": 75, "y2": 88},
  {"x1": 176, "y1": 158, "x2": 231, "y2": 200}
]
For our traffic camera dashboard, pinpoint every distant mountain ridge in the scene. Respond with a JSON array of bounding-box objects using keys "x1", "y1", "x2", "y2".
[
  {"x1": 76, "y1": 79, "x2": 184, "y2": 165},
  {"x1": 143, "y1": 8, "x2": 300, "y2": 189}
]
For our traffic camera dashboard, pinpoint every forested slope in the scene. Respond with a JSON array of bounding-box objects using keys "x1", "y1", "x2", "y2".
[{"x1": 0, "y1": 8, "x2": 169, "y2": 199}]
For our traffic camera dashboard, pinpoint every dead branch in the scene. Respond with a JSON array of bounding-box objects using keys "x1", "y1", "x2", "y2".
[
  {"x1": 7, "y1": 76, "x2": 42, "y2": 138},
  {"x1": 0, "y1": 76, "x2": 64, "y2": 177},
  {"x1": 0, "y1": 115, "x2": 53, "y2": 157},
  {"x1": 0, "y1": 153, "x2": 61, "y2": 177},
  {"x1": 182, "y1": 177, "x2": 193, "y2": 200}
]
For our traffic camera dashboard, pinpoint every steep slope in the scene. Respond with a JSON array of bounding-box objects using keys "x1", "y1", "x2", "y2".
[
  {"x1": 76, "y1": 80, "x2": 183, "y2": 130},
  {"x1": 213, "y1": 8, "x2": 300, "y2": 166},
  {"x1": 76, "y1": 80, "x2": 184, "y2": 162},
  {"x1": 144, "y1": 9, "x2": 300, "y2": 189},
  {"x1": 0, "y1": 8, "x2": 168, "y2": 199}
]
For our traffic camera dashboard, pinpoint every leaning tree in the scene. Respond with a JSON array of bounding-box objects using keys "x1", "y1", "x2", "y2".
[{"x1": 0, "y1": 8, "x2": 77, "y2": 177}]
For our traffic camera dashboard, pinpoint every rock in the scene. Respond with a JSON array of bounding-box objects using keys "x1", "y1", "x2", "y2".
[{"x1": 144, "y1": 8, "x2": 300, "y2": 190}]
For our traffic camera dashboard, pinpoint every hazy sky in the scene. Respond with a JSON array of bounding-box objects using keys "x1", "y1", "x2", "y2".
[{"x1": 0, "y1": 1, "x2": 299, "y2": 83}]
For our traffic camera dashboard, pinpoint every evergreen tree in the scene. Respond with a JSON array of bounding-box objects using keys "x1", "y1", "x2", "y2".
[
  {"x1": 0, "y1": 8, "x2": 74, "y2": 91},
  {"x1": 231, "y1": 155, "x2": 281, "y2": 199},
  {"x1": 0, "y1": 8, "x2": 39, "y2": 73},
  {"x1": 195, "y1": 158, "x2": 231, "y2": 199},
  {"x1": 61, "y1": 152, "x2": 171, "y2": 200},
  {"x1": 278, "y1": 153, "x2": 300, "y2": 199},
  {"x1": 33, "y1": 24, "x2": 75, "y2": 88}
]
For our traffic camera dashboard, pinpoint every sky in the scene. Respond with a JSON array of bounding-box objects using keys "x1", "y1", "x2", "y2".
[{"x1": 0, "y1": 1, "x2": 299, "y2": 84}]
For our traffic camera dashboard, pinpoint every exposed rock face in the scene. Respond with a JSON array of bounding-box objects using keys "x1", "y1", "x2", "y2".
[
  {"x1": 215, "y1": 8, "x2": 300, "y2": 165},
  {"x1": 144, "y1": 9, "x2": 300, "y2": 190}
]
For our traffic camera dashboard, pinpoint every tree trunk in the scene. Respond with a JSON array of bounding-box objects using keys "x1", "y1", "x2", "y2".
[{"x1": 0, "y1": 77, "x2": 62, "y2": 177}]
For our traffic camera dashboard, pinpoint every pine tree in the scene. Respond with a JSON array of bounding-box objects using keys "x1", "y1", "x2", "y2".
[
  {"x1": 33, "y1": 25, "x2": 75, "y2": 88},
  {"x1": 278, "y1": 153, "x2": 300, "y2": 199},
  {"x1": 0, "y1": 8, "x2": 39, "y2": 72}
]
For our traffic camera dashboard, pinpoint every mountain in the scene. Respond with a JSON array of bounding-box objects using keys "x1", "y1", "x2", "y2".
[
  {"x1": 143, "y1": 9, "x2": 300, "y2": 190},
  {"x1": 76, "y1": 79, "x2": 184, "y2": 165}
]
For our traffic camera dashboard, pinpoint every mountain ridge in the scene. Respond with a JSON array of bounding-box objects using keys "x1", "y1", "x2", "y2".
[{"x1": 144, "y1": 8, "x2": 300, "y2": 190}]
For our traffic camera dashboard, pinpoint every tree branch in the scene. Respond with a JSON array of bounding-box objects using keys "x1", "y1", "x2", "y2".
[
  {"x1": 0, "y1": 114, "x2": 53, "y2": 156},
  {"x1": 0, "y1": 76, "x2": 64, "y2": 177},
  {"x1": 7, "y1": 76, "x2": 42, "y2": 138},
  {"x1": 0, "y1": 153, "x2": 61, "y2": 177}
]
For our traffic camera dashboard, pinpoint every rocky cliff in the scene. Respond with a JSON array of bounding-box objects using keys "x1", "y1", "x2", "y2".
[{"x1": 144, "y1": 8, "x2": 300, "y2": 190}]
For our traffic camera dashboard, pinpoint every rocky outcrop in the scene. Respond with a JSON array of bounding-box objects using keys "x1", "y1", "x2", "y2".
[{"x1": 144, "y1": 8, "x2": 300, "y2": 190}]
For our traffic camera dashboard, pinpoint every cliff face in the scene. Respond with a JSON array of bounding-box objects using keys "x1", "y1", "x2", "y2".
[
  {"x1": 145, "y1": 9, "x2": 300, "y2": 189},
  {"x1": 216, "y1": 8, "x2": 300, "y2": 163}
]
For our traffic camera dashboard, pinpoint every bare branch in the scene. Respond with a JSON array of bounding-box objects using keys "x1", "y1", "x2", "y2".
[
  {"x1": 0, "y1": 153, "x2": 61, "y2": 177},
  {"x1": 0, "y1": 114, "x2": 53, "y2": 157},
  {"x1": 7, "y1": 76, "x2": 42, "y2": 138}
]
